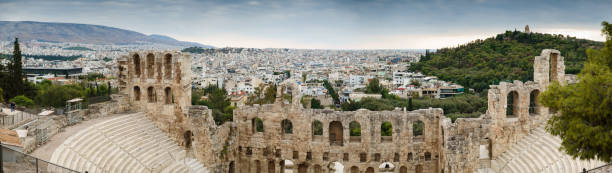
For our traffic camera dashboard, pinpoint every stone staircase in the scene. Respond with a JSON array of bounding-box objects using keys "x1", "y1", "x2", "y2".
[
  {"x1": 491, "y1": 125, "x2": 604, "y2": 173},
  {"x1": 49, "y1": 113, "x2": 208, "y2": 173}
]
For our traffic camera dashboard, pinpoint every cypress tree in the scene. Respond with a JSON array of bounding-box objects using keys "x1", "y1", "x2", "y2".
[{"x1": 7, "y1": 38, "x2": 24, "y2": 99}]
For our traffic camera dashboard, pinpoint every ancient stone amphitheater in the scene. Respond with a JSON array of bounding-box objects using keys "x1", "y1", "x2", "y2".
[{"x1": 38, "y1": 50, "x2": 606, "y2": 173}]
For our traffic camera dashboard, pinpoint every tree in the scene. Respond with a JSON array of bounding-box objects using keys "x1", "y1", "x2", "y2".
[
  {"x1": 408, "y1": 97, "x2": 413, "y2": 111},
  {"x1": 310, "y1": 98, "x2": 323, "y2": 109},
  {"x1": 10, "y1": 95, "x2": 33, "y2": 107},
  {"x1": 4, "y1": 38, "x2": 24, "y2": 99},
  {"x1": 0, "y1": 88, "x2": 4, "y2": 103},
  {"x1": 409, "y1": 79, "x2": 421, "y2": 87},
  {"x1": 365, "y1": 78, "x2": 384, "y2": 94},
  {"x1": 323, "y1": 80, "x2": 340, "y2": 104},
  {"x1": 539, "y1": 21, "x2": 612, "y2": 162}
]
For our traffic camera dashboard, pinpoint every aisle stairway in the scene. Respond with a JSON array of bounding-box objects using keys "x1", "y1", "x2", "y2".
[
  {"x1": 491, "y1": 125, "x2": 604, "y2": 173},
  {"x1": 49, "y1": 113, "x2": 207, "y2": 173}
]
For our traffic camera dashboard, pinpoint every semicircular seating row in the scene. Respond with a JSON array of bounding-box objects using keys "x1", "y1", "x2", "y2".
[
  {"x1": 490, "y1": 125, "x2": 604, "y2": 173},
  {"x1": 49, "y1": 113, "x2": 207, "y2": 173}
]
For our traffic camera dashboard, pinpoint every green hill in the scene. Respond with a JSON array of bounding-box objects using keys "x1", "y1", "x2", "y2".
[{"x1": 410, "y1": 31, "x2": 604, "y2": 91}]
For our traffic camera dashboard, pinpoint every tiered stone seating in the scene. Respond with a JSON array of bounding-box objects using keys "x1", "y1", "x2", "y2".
[
  {"x1": 49, "y1": 113, "x2": 207, "y2": 173},
  {"x1": 492, "y1": 125, "x2": 605, "y2": 173}
]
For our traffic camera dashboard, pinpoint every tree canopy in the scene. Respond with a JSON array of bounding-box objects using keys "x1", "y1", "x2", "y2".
[
  {"x1": 539, "y1": 21, "x2": 612, "y2": 162},
  {"x1": 192, "y1": 85, "x2": 235, "y2": 125},
  {"x1": 410, "y1": 31, "x2": 604, "y2": 91}
]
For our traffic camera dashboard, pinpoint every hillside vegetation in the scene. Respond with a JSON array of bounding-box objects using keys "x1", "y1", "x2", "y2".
[{"x1": 410, "y1": 31, "x2": 604, "y2": 91}]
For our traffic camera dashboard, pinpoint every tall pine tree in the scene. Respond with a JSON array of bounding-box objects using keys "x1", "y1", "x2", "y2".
[{"x1": 5, "y1": 38, "x2": 24, "y2": 99}]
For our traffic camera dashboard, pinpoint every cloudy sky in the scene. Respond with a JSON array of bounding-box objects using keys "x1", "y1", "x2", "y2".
[{"x1": 0, "y1": 0, "x2": 610, "y2": 49}]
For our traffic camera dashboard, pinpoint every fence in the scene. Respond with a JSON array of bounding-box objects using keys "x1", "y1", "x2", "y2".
[
  {"x1": 1, "y1": 144, "x2": 80, "y2": 173},
  {"x1": 0, "y1": 104, "x2": 40, "y2": 129},
  {"x1": 584, "y1": 163, "x2": 612, "y2": 173}
]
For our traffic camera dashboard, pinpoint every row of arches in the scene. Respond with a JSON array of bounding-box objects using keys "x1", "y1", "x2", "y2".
[
  {"x1": 132, "y1": 53, "x2": 173, "y2": 80},
  {"x1": 237, "y1": 159, "x2": 425, "y2": 173},
  {"x1": 252, "y1": 118, "x2": 425, "y2": 145},
  {"x1": 506, "y1": 89, "x2": 540, "y2": 118},
  {"x1": 132, "y1": 86, "x2": 173, "y2": 104}
]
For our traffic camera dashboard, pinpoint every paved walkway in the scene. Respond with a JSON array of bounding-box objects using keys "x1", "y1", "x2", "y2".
[{"x1": 30, "y1": 113, "x2": 125, "y2": 161}]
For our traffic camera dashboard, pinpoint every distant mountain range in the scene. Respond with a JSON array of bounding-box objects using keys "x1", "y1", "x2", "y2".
[{"x1": 0, "y1": 21, "x2": 212, "y2": 48}]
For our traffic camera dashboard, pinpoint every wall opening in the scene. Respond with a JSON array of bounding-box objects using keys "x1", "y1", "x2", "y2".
[
  {"x1": 298, "y1": 163, "x2": 308, "y2": 173},
  {"x1": 268, "y1": 160, "x2": 275, "y2": 173},
  {"x1": 529, "y1": 90, "x2": 540, "y2": 115},
  {"x1": 282, "y1": 119, "x2": 293, "y2": 134},
  {"x1": 314, "y1": 164, "x2": 322, "y2": 173},
  {"x1": 252, "y1": 118, "x2": 264, "y2": 133},
  {"x1": 366, "y1": 167, "x2": 374, "y2": 173},
  {"x1": 416, "y1": 165, "x2": 423, "y2": 173},
  {"x1": 413, "y1": 121, "x2": 424, "y2": 137},
  {"x1": 400, "y1": 166, "x2": 407, "y2": 173},
  {"x1": 133, "y1": 86, "x2": 141, "y2": 101},
  {"x1": 407, "y1": 152, "x2": 413, "y2": 161},
  {"x1": 164, "y1": 53, "x2": 172, "y2": 80},
  {"x1": 146, "y1": 53, "x2": 155, "y2": 78},
  {"x1": 184, "y1": 130, "x2": 192, "y2": 148},
  {"x1": 164, "y1": 87, "x2": 172, "y2": 104},
  {"x1": 255, "y1": 160, "x2": 261, "y2": 173},
  {"x1": 147, "y1": 86, "x2": 156, "y2": 103},
  {"x1": 229, "y1": 161, "x2": 235, "y2": 173},
  {"x1": 329, "y1": 121, "x2": 343, "y2": 146},
  {"x1": 351, "y1": 166, "x2": 359, "y2": 173},
  {"x1": 349, "y1": 121, "x2": 361, "y2": 143},
  {"x1": 312, "y1": 120, "x2": 323, "y2": 136},
  {"x1": 550, "y1": 53, "x2": 559, "y2": 82},
  {"x1": 133, "y1": 54, "x2": 141, "y2": 77},
  {"x1": 360, "y1": 152, "x2": 367, "y2": 162},
  {"x1": 506, "y1": 91, "x2": 519, "y2": 118},
  {"x1": 425, "y1": 152, "x2": 431, "y2": 161},
  {"x1": 381, "y1": 121, "x2": 392, "y2": 142}
]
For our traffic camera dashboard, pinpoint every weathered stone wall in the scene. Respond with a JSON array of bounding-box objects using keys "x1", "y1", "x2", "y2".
[
  {"x1": 84, "y1": 94, "x2": 130, "y2": 120},
  {"x1": 113, "y1": 49, "x2": 569, "y2": 173},
  {"x1": 234, "y1": 102, "x2": 445, "y2": 173}
]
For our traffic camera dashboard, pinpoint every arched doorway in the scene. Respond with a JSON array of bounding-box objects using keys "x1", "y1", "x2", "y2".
[
  {"x1": 329, "y1": 121, "x2": 343, "y2": 146},
  {"x1": 147, "y1": 86, "x2": 156, "y2": 103},
  {"x1": 416, "y1": 165, "x2": 423, "y2": 173},
  {"x1": 255, "y1": 160, "x2": 261, "y2": 173},
  {"x1": 268, "y1": 160, "x2": 275, "y2": 173},
  {"x1": 400, "y1": 166, "x2": 407, "y2": 173},
  {"x1": 350, "y1": 166, "x2": 359, "y2": 173},
  {"x1": 184, "y1": 130, "x2": 192, "y2": 148},
  {"x1": 529, "y1": 90, "x2": 540, "y2": 115},
  {"x1": 164, "y1": 53, "x2": 172, "y2": 79},
  {"x1": 146, "y1": 53, "x2": 155, "y2": 78},
  {"x1": 133, "y1": 86, "x2": 141, "y2": 101},
  {"x1": 228, "y1": 161, "x2": 235, "y2": 173},
  {"x1": 164, "y1": 87, "x2": 172, "y2": 104},
  {"x1": 366, "y1": 167, "x2": 374, "y2": 173},
  {"x1": 313, "y1": 164, "x2": 322, "y2": 173},
  {"x1": 507, "y1": 91, "x2": 519, "y2": 118},
  {"x1": 298, "y1": 163, "x2": 308, "y2": 173},
  {"x1": 133, "y1": 54, "x2": 141, "y2": 77}
]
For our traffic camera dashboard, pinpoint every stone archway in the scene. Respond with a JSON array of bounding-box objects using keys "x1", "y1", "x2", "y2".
[
  {"x1": 506, "y1": 91, "x2": 519, "y2": 118},
  {"x1": 268, "y1": 160, "x2": 275, "y2": 173},
  {"x1": 366, "y1": 167, "x2": 374, "y2": 173},
  {"x1": 298, "y1": 163, "x2": 308, "y2": 173},
  {"x1": 133, "y1": 54, "x2": 141, "y2": 77},
  {"x1": 329, "y1": 121, "x2": 343, "y2": 146},
  {"x1": 400, "y1": 166, "x2": 407, "y2": 173},
  {"x1": 184, "y1": 130, "x2": 192, "y2": 149},
  {"x1": 350, "y1": 166, "x2": 359, "y2": 173}
]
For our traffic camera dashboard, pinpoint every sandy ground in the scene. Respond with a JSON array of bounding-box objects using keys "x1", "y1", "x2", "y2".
[{"x1": 30, "y1": 113, "x2": 128, "y2": 161}]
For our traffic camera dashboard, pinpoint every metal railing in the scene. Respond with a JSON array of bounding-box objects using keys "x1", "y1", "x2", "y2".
[
  {"x1": 1, "y1": 144, "x2": 80, "y2": 173},
  {"x1": 583, "y1": 163, "x2": 612, "y2": 173}
]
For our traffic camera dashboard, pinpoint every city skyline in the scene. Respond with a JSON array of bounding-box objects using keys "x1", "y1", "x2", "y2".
[{"x1": 0, "y1": 0, "x2": 610, "y2": 49}]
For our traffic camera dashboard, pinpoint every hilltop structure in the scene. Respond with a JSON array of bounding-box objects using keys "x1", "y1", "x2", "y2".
[{"x1": 44, "y1": 49, "x2": 605, "y2": 173}]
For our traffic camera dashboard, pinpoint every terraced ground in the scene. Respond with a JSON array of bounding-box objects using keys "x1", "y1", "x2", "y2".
[{"x1": 49, "y1": 113, "x2": 207, "y2": 173}]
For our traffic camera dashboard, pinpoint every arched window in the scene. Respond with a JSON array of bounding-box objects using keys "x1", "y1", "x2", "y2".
[
  {"x1": 351, "y1": 166, "x2": 359, "y2": 173},
  {"x1": 529, "y1": 90, "x2": 540, "y2": 115},
  {"x1": 425, "y1": 152, "x2": 431, "y2": 161},
  {"x1": 252, "y1": 118, "x2": 264, "y2": 133},
  {"x1": 407, "y1": 152, "x2": 413, "y2": 161},
  {"x1": 184, "y1": 130, "x2": 192, "y2": 148},
  {"x1": 400, "y1": 166, "x2": 407, "y2": 173},
  {"x1": 381, "y1": 121, "x2": 392, "y2": 142},
  {"x1": 146, "y1": 53, "x2": 155, "y2": 78},
  {"x1": 314, "y1": 165, "x2": 322, "y2": 173},
  {"x1": 164, "y1": 53, "x2": 172, "y2": 80},
  {"x1": 164, "y1": 87, "x2": 172, "y2": 104},
  {"x1": 366, "y1": 167, "x2": 374, "y2": 173},
  {"x1": 312, "y1": 120, "x2": 323, "y2": 136},
  {"x1": 268, "y1": 160, "x2": 275, "y2": 173},
  {"x1": 133, "y1": 86, "x2": 141, "y2": 101},
  {"x1": 413, "y1": 120, "x2": 424, "y2": 136},
  {"x1": 147, "y1": 87, "x2": 156, "y2": 103},
  {"x1": 133, "y1": 54, "x2": 141, "y2": 77},
  {"x1": 349, "y1": 121, "x2": 361, "y2": 142},
  {"x1": 329, "y1": 121, "x2": 343, "y2": 146},
  {"x1": 282, "y1": 119, "x2": 293, "y2": 134},
  {"x1": 507, "y1": 91, "x2": 519, "y2": 118}
]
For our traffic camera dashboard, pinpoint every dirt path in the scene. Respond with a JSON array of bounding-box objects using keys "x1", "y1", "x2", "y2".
[{"x1": 30, "y1": 113, "x2": 129, "y2": 161}]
